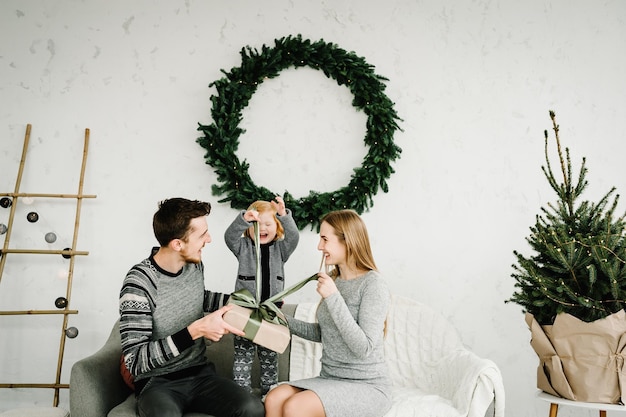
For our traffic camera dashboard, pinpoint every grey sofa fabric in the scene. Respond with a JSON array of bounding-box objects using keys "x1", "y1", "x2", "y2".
[{"x1": 70, "y1": 304, "x2": 296, "y2": 417}]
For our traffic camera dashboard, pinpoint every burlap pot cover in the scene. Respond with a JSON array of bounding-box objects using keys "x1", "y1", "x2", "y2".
[{"x1": 526, "y1": 310, "x2": 626, "y2": 404}]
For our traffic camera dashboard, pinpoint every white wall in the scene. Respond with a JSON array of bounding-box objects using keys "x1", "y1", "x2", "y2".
[{"x1": 1, "y1": 1, "x2": 625, "y2": 415}]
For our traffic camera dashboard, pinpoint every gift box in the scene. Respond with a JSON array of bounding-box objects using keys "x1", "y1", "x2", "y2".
[
  {"x1": 224, "y1": 301, "x2": 291, "y2": 353},
  {"x1": 222, "y1": 253, "x2": 318, "y2": 354}
]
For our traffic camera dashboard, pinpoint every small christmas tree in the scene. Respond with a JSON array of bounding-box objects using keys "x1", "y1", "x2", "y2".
[{"x1": 507, "y1": 110, "x2": 626, "y2": 325}]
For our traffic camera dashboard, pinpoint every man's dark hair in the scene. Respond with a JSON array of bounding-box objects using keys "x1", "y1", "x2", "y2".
[{"x1": 153, "y1": 198, "x2": 211, "y2": 246}]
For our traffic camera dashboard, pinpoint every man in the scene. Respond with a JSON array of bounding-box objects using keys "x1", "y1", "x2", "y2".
[{"x1": 119, "y1": 198, "x2": 264, "y2": 417}]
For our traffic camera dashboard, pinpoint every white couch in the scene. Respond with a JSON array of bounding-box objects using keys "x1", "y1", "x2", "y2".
[
  {"x1": 70, "y1": 295, "x2": 504, "y2": 417},
  {"x1": 291, "y1": 295, "x2": 505, "y2": 417}
]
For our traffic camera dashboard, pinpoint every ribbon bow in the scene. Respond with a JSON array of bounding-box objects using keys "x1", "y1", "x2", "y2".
[
  {"x1": 229, "y1": 272, "x2": 319, "y2": 326},
  {"x1": 229, "y1": 288, "x2": 287, "y2": 326}
]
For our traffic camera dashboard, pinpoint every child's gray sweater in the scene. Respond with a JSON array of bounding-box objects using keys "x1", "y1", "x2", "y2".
[{"x1": 224, "y1": 209, "x2": 299, "y2": 299}]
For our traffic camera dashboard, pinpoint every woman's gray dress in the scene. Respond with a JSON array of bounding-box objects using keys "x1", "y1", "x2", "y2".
[{"x1": 286, "y1": 270, "x2": 392, "y2": 417}]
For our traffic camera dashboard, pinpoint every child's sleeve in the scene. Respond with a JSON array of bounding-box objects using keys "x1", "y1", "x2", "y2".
[
  {"x1": 203, "y1": 291, "x2": 230, "y2": 312},
  {"x1": 224, "y1": 211, "x2": 251, "y2": 255},
  {"x1": 278, "y1": 208, "x2": 300, "y2": 260}
]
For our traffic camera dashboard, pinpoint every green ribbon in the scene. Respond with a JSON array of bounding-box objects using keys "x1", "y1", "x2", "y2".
[
  {"x1": 254, "y1": 222, "x2": 261, "y2": 303},
  {"x1": 229, "y1": 273, "x2": 319, "y2": 340},
  {"x1": 267, "y1": 272, "x2": 318, "y2": 304},
  {"x1": 230, "y1": 217, "x2": 318, "y2": 341}
]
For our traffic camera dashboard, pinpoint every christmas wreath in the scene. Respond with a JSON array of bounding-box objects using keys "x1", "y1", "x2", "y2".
[{"x1": 197, "y1": 34, "x2": 402, "y2": 230}]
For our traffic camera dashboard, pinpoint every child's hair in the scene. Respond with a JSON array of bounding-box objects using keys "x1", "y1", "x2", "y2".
[
  {"x1": 320, "y1": 209, "x2": 377, "y2": 278},
  {"x1": 243, "y1": 200, "x2": 285, "y2": 241}
]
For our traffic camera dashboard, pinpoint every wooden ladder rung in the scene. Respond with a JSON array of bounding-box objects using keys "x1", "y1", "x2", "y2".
[
  {"x1": 0, "y1": 310, "x2": 78, "y2": 315},
  {"x1": 0, "y1": 249, "x2": 89, "y2": 256},
  {"x1": 0, "y1": 383, "x2": 70, "y2": 389},
  {"x1": 0, "y1": 192, "x2": 96, "y2": 199}
]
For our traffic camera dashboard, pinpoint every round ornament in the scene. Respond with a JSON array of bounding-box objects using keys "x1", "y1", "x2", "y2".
[
  {"x1": 197, "y1": 34, "x2": 402, "y2": 230},
  {"x1": 0, "y1": 197, "x2": 12, "y2": 208},
  {"x1": 0, "y1": 223, "x2": 7, "y2": 235},
  {"x1": 55, "y1": 297, "x2": 68, "y2": 309},
  {"x1": 62, "y1": 247, "x2": 72, "y2": 259},
  {"x1": 45, "y1": 232, "x2": 57, "y2": 243},
  {"x1": 65, "y1": 326, "x2": 79, "y2": 338},
  {"x1": 26, "y1": 211, "x2": 39, "y2": 223}
]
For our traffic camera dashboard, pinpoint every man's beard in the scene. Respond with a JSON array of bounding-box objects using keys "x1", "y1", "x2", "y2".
[{"x1": 182, "y1": 252, "x2": 201, "y2": 264}]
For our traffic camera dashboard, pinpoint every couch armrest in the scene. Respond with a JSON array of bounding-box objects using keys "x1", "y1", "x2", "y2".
[
  {"x1": 70, "y1": 321, "x2": 132, "y2": 417},
  {"x1": 426, "y1": 349, "x2": 504, "y2": 417}
]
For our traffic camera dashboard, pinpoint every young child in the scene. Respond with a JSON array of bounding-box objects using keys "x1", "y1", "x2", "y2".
[{"x1": 224, "y1": 196, "x2": 300, "y2": 395}]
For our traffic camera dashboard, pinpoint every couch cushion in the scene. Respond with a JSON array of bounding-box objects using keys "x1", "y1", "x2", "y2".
[
  {"x1": 386, "y1": 387, "x2": 462, "y2": 417},
  {"x1": 384, "y1": 294, "x2": 463, "y2": 389},
  {"x1": 107, "y1": 395, "x2": 136, "y2": 417}
]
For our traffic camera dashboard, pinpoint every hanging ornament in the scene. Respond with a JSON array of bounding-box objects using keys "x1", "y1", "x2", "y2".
[
  {"x1": 26, "y1": 211, "x2": 39, "y2": 223},
  {"x1": 0, "y1": 224, "x2": 7, "y2": 235},
  {"x1": 54, "y1": 297, "x2": 68, "y2": 309},
  {"x1": 45, "y1": 232, "x2": 57, "y2": 243},
  {"x1": 65, "y1": 327, "x2": 79, "y2": 338},
  {"x1": 21, "y1": 197, "x2": 34, "y2": 205},
  {"x1": 0, "y1": 197, "x2": 11, "y2": 208},
  {"x1": 62, "y1": 247, "x2": 72, "y2": 259}
]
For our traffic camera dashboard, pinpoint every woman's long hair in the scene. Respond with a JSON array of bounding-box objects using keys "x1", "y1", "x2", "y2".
[
  {"x1": 320, "y1": 209, "x2": 387, "y2": 337},
  {"x1": 320, "y1": 210, "x2": 377, "y2": 278}
]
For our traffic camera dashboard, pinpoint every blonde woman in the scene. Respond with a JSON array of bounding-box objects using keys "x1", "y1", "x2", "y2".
[{"x1": 265, "y1": 209, "x2": 391, "y2": 417}]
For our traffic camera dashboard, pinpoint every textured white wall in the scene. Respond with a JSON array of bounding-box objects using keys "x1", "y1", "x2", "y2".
[{"x1": 1, "y1": 1, "x2": 625, "y2": 415}]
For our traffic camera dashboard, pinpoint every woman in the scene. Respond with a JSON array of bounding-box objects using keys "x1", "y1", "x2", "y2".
[{"x1": 264, "y1": 210, "x2": 391, "y2": 417}]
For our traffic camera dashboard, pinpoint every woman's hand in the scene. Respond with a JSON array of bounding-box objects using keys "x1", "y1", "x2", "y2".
[{"x1": 316, "y1": 272, "x2": 338, "y2": 299}]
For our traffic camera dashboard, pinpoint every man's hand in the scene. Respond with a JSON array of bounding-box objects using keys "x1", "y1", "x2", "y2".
[{"x1": 188, "y1": 304, "x2": 245, "y2": 341}]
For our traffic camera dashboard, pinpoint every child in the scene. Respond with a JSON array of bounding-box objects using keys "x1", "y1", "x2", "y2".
[{"x1": 224, "y1": 196, "x2": 300, "y2": 395}]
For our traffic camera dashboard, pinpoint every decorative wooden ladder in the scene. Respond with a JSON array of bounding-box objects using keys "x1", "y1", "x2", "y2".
[{"x1": 0, "y1": 124, "x2": 96, "y2": 406}]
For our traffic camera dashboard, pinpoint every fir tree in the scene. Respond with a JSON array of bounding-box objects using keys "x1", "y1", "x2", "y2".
[{"x1": 507, "y1": 111, "x2": 626, "y2": 325}]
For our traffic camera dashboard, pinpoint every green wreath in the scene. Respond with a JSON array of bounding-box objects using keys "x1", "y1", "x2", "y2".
[{"x1": 197, "y1": 34, "x2": 402, "y2": 230}]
